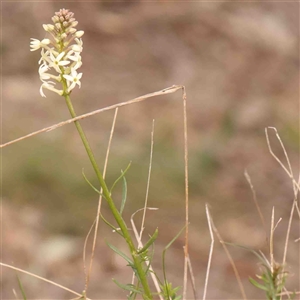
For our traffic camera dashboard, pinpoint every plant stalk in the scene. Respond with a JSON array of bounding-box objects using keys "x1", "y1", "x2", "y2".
[{"x1": 62, "y1": 83, "x2": 152, "y2": 299}]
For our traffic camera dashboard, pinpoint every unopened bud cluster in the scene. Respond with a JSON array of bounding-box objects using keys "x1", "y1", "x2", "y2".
[{"x1": 30, "y1": 8, "x2": 83, "y2": 97}]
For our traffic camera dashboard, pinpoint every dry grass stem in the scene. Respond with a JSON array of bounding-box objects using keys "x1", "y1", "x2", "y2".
[
  {"x1": 270, "y1": 207, "x2": 275, "y2": 272},
  {"x1": 265, "y1": 127, "x2": 300, "y2": 269},
  {"x1": 1, "y1": 85, "x2": 183, "y2": 149},
  {"x1": 244, "y1": 170, "x2": 266, "y2": 237},
  {"x1": 182, "y1": 87, "x2": 189, "y2": 300},
  {"x1": 12, "y1": 289, "x2": 18, "y2": 299},
  {"x1": 187, "y1": 254, "x2": 198, "y2": 300},
  {"x1": 295, "y1": 189, "x2": 300, "y2": 218},
  {"x1": 86, "y1": 108, "x2": 118, "y2": 294},
  {"x1": 265, "y1": 127, "x2": 300, "y2": 191},
  {"x1": 140, "y1": 119, "x2": 155, "y2": 239},
  {"x1": 278, "y1": 291, "x2": 300, "y2": 297},
  {"x1": 265, "y1": 127, "x2": 300, "y2": 297},
  {"x1": 83, "y1": 218, "x2": 96, "y2": 291},
  {"x1": 282, "y1": 198, "x2": 298, "y2": 268},
  {"x1": 210, "y1": 220, "x2": 247, "y2": 300},
  {"x1": 203, "y1": 204, "x2": 214, "y2": 300},
  {"x1": 0, "y1": 262, "x2": 89, "y2": 299},
  {"x1": 273, "y1": 217, "x2": 282, "y2": 232}
]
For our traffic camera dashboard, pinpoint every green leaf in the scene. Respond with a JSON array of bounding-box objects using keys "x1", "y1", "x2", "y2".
[
  {"x1": 224, "y1": 242, "x2": 268, "y2": 266},
  {"x1": 249, "y1": 277, "x2": 269, "y2": 291},
  {"x1": 112, "y1": 279, "x2": 143, "y2": 294},
  {"x1": 120, "y1": 171, "x2": 127, "y2": 215},
  {"x1": 137, "y1": 228, "x2": 158, "y2": 254},
  {"x1": 82, "y1": 169, "x2": 103, "y2": 196},
  {"x1": 160, "y1": 281, "x2": 181, "y2": 300},
  {"x1": 127, "y1": 282, "x2": 140, "y2": 300},
  {"x1": 106, "y1": 241, "x2": 133, "y2": 265},
  {"x1": 100, "y1": 213, "x2": 124, "y2": 237},
  {"x1": 16, "y1": 273, "x2": 27, "y2": 300},
  {"x1": 110, "y1": 162, "x2": 131, "y2": 193}
]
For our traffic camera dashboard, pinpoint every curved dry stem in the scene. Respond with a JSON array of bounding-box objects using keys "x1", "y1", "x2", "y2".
[
  {"x1": 83, "y1": 218, "x2": 96, "y2": 291},
  {"x1": 265, "y1": 128, "x2": 300, "y2": 269},
  {"x1": 203, "y1": 204, "x2": 214, "y2": 300},
  {"x1": 0, "y1": 262, "x2": 89, "y2": 299},
  {"x1": 265, "y1": 127, "x2": 300, "y2": 191},
  {"x1": 244, "y1": 170, "x2": 267, "y2": 238},
  {"x1": 187, "y1": 254, "x2": 197, "y2": 300},
  {"x1": 209, "y1": 219, "x2": 247, "y2": 300},
  {"x1": 140, "y1": 119, "x2": 155, "y2": 239}
]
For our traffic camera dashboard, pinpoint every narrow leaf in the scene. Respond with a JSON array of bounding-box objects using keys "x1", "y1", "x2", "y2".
[
  {"x1": 16, "y1": 273, "x2": 27, "y2": 300},
  {"x1": 100, "y1": 213, "x2": 123, "y2": 237},
  {"x1": 82, "y1": 169, "x2": 103, "y2": 196},
  {"x1": 224, "y1": 242, "x2": 269, "y2": 266},
  {"x1": 106, "y1": 241, "x2": 133, "y2": 265},
  {"x1": 249, "y1": 277, "x2": 269, "y2": 291},
  {"x1": 120, "y1": 171, "x2": 127, "y2": 215},
  {"x1": 110, "y1": 162, "x2": 131, "y2": 193},
  {"x1": 137, "y1": 228, "x2": 158, "y2": 254},
  {"x1": 112, "y1": 279, "x2": 143, "y2": 294}
]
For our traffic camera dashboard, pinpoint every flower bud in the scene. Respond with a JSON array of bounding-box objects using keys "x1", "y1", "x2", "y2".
[
  {"x1": 41, "y1": 38, "x2": 51, "y2": 45},
  {"x1": 75, "y1": 30, "x2": 84, "y2": 38},
  {"x1": 52, "y1": 16, "x2": 59, "y2": 23},
  {"x1": 43, "y1": 24, "x2": 55, "y2": 32},
  {"x1": 55, "y1": 23, "x2": 61, "y2": 30},
  {"x1": 67, "y1": 28, "x2": 77, "y2": 34},
  {"x1": 71, "y1": 21, "x2": 78, "y2": 27}
]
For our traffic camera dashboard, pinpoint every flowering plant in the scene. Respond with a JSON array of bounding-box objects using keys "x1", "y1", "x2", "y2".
[
  {"x1": 30, "y1": 8, "x2": 83, "y2": 97},
  {"x1": 30, "y1": 9, "x2": 162, "y2": 300}
]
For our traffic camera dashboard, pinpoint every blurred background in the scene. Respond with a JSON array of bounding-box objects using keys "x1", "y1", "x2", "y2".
[{"x1": 2, "y1": 1, "x2": 299, "y2": 299}]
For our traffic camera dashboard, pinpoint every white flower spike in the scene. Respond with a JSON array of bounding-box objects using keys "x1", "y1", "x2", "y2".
[{"x1": 30, "y1": 8, "x2": 84, "y2": 97}]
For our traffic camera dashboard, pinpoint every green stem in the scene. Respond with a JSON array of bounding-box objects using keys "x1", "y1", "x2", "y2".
[{"x1": 61, "y1": 83, "x2": 152, "y2": 299}]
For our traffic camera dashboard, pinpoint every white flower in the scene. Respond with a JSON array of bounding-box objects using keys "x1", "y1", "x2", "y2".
[
  {"x1": 71, "y1": 38, "x2": 83, "y2": 52},
  {"x1": 39, "y1": 64, "x2": 50, "y2": 82},
  {"x1": 30, "y1": 38, "x2": 51, "y2": 51},
  {"x1": 63, "y1": 69, "x2": 82, "y2": 92},
  {"x1": 40, "y1": 82, "x2": 63, "y2": 98},
  {"x1": 38, "y1": 48, "x2": 51, "y2": 65},
  {"x1": 49, "y1": 51, "x2": 70, "y2": 73},
  {"x1": 66, "y1": 50, "x2": 82, "y2": 70},
  {"x1": 39, "y1": 63, "x2": 61, "y2": 83}
]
